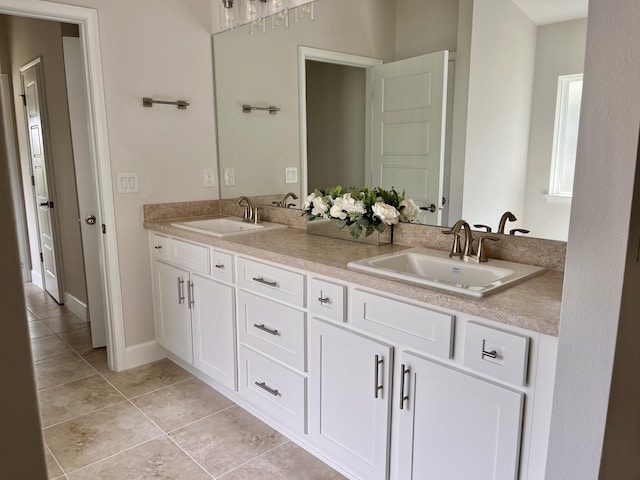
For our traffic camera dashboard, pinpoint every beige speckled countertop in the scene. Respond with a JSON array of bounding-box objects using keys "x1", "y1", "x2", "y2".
[{"x1": 144, "y1": 217, "x2": 562, "y2": 337}]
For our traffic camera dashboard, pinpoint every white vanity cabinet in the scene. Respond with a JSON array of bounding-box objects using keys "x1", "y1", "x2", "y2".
[
  {"x1": 308, "y1": 318, "x2": 393, "y2": 480},
  {"x1": 395, "y1": 351, "x2": 524, "y2": 480},
  {"x1": 150, "y1": 234, "x2": 236, "y2": 388}
]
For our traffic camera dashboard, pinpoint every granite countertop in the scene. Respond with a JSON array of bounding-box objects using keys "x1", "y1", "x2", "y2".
[{"x1": 144, "y1": 217, "x2": 562, "y2": 337}]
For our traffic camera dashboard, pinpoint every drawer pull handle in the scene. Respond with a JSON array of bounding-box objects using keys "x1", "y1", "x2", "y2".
[
  {"x1": 374, "y1": 354, "x2": 384, "y2": 399},
  {"x1": 253, "y1": 323, "x2": 279, "y2": 336},
  {"x1": 215, "y1": 264, "x2": 225, "y2": 269},
  {"x1": 154, "y1": 245, "x2": 163, "y2": 250},
  {"x1": 255, "y1": 381, "x2": 281, "y2": 397},
  {"x1": 318, "y1": 296, "x2": 330, "y2": 304},
  {"x1": 252, "y1": 276, "x2": 278, "y2": 288},
  {"x1": 482, "y1": 349, "x2": 498, "y2": 359},
  {"x1": 399, "y1": 364, "x2": 410, "y2": 410},
  {"x1": 177, "y1": 277, "x2": 185, "y2": 305}
]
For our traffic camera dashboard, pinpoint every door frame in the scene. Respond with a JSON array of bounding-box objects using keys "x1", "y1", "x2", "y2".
[
  {"x1": 298, "y1": 46, "x2": 382, "y2": 198},
  {"x1": 0, "y1": 0, "x2": 124, "y2": 370}
]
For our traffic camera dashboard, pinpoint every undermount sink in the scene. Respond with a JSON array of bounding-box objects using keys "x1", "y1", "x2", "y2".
[
  {"x1": 171, "y1": 217, "x2": 287, "y2": 237},
  {"x1": 348, "y1": 247, "x2": 544, "y2": 297}
]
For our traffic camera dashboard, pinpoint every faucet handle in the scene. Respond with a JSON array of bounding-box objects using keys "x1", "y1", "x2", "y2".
[
  {"x1": 473, "y1": 224, "x2": 493, "y2": 233},
  {"x1": 509, "y1": 228, "x2": 530, "y2": 236},
  {"x1": 253, "y1": 206, "x2": 261, "y2": 224},
  {"x1": 475, "y1": 234, "x2": 500, "y2": 263},
  {"x1": 443, "y1": 230, "x2": 463, "y2": 258}
]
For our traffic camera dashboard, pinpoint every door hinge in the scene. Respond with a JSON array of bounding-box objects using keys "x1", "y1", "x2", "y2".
[
  {"x1": 39, "y1": 252, "x2": 43, "y2": 263},
  {"x1": 102, "y1": 224, "x2": 106, "y2": 234},
  {"x1": 20, "y1": 94, "x2": 26, "y2": 106}
]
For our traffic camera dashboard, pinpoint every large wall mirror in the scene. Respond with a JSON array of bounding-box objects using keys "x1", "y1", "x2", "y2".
[{"x1": 213, "y1": 0, "x2": 587, "y2": 241}]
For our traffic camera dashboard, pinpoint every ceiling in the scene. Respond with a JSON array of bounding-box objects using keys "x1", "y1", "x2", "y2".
[{"x1": 512, "y1": 0, "x2": 589, "y2": 25}]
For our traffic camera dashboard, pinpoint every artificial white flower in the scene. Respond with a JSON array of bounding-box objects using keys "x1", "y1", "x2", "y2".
[
  {"x1": 330, "y1": 203, "x2": 347, "y2": 220},
  {"x1": 303, "y1": 192, "x2": 317, "y2": 210},
  {"x1": 372, "y1": 202, "x2": 400, "y2": 225},
  {"x1": 311, "y1": 196, "x2": 329, "y2": 217},
  {"x1": 399, "y1": 198, "x2": 420, "y2": 222}
]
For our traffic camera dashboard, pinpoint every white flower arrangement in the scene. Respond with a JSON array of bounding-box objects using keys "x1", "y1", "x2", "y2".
[{"x1": 303, "y1": 185, "x2": 420, "y2": 238}]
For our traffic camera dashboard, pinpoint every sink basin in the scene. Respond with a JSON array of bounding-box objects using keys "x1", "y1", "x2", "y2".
[
  {"x1": 171, "y1": 217, "x2": 287, "y2": 237},
  {"x1": 348, "y1": 247, "x2": 544, "y2": 297}
]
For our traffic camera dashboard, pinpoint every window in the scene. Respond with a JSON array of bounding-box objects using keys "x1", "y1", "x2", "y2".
[{"x1": 548, "y1": 74, "x2": 583, "y2": 197}]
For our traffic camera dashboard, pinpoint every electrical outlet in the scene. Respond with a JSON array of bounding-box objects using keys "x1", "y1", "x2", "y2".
[
  {"x1": 285, "y1": 167, "x2": 298, "y2": 184},
  {"x1": 224, "y1": 168, "x2": 235, "y2": 186},
  {"x1": 203, "y1": 168, "x2": 215, "y2": 187}
]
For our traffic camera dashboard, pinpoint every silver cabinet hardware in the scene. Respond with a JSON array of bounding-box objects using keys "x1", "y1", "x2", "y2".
[
  {"x1": 252, "y1": 277, "x2": 278, "y2": 287},
  {"x1": 255, "y1": 381, "x2": 281, "y2": 396},
  {"x1": 399, "y1": 364, "x2": 410, "y2": 410},
  {"x1": 253, "y1": 323, "x2": 280, "y2": 336},
  {"x1": 482, "y1": 349, "x2": 498, "y2": 359},
  {"x1": 177, "y1": 277, "x2": 185, "y2": 305},
  {"x1": 318, "y1": 296, "x2": 330, "y2": 304},
  {"x1": 374, "y1": 355, "x2": 384, "y2": 398},
  {"x1": 85, "y1": 215, "x2": 97, "y2": 225},
  {"x1": 142, "y1": 97, "x2": 189, "y2": 109},
  {"x1": 153, "y1": 245, "x2": 163, "y2": 250},
  {"x1": 215, "y1": 263, "x2": 225, "y2": 269},
  {"x1": 188, "y1": 280, "x2": 195, "y2": 309}
]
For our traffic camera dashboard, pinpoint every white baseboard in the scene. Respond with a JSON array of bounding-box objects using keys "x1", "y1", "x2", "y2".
[
  {"x1": 64, "y1": 292, "x2": 88, "y2": 321},
  {"x1": 120, "y1": 340, "x2": 166, "y2": 371},
  {"x1": 30, "y1": 269, "x2": 43, "y2": 289}
]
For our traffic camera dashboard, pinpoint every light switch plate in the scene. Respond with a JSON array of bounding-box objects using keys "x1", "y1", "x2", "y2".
[
  {"x1": 285, "y1": 167, "x2": 298, "y2": 184},
  {"x1": 116, "y1": 172, "x2": 139, "y2": 193},
  {"x1": 203, "y1": 168, "x2": 215, "y2": 187},
  {"x1": 224, "y1": 168, "x2": 235, "y2": 186}
]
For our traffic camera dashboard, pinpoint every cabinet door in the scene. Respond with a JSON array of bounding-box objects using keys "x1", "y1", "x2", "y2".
[
  {"x1": 152, "y1": 260, "x2": 193, "y2": 363},
  {"x1": 191, "y1": 273, "x2": 236, "y2": 390},
  {"x1": 308, "y1": 318, "x2": 393, "y2": 480},
  {"x1": 395, "y1": 352, "x2": 524, "y2": 480}
]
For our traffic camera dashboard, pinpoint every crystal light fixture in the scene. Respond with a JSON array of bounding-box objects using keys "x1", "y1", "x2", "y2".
[
  {"x1": 295, "y1": 2, "x2": 314, "y2": 23},
  {"x1": 243, "y1": 0, "x2": 259, "y2": 23},
  {"x1": 267, "y1": 0, "x2": 287, "y2": 15},
  {"x1": 219, "y1": 0, "x2": 238, "y2": 30}
]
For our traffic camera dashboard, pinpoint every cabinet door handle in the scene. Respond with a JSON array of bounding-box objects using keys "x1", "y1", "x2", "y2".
[
  {"x1": 154, "y1": 245, "x2": 162, "y2": 250},
  {"x1": 253, "y1": 323, "x2": 279, "y2": 336},
  {"x1": 482, "y1": 349, "x2": 498, "y2": 359},
  {"x1": 317, "y1": 296, "x2": 330, "y2": 304},
  {"x1": 399, "y1": 364, "x2": 410, "y2": 410},
  {"x1": 254, "y1": 381, "x2": 281, "y2": 397},
  {"x1": 188, "y1": 280, "x2": 195, "y2": 309},
  {"x1": 252, "y1": 276, "x2": 278, "y2": 288},
  {"x1": 215, "y1": 263, "x2": 225, "y2": 269},
  {"x1": 374, "y1": 355, "x2": 384, "y2": 399},
  {"x1": 177, "y1": 277, "x2": 185, "y2": 305}
]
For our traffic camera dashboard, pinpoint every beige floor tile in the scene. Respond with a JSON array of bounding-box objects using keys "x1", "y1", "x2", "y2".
[
  {"x1": 170, "y1": 406, "x2": 287, "y2": 477},
  {"x1": 27, "y1": 310, "x2": 39, "y2": 322},
  {"x1": 81, "y1": 347, "x2": 110, "y2": 373},
  {"x1": 29, "y1": 303, "x2": 66, "y2": 319},
  {"x1": 31, "y1": 335, "x2": 72, "y2": 362},
  {"x1": 44, "y1": 401, "x2": 162, "y2": 473},
  {"x1": 35, "y1": 352, "x2": 96, "y2": 390},
  {"x1": 66, "y1": 436, "x2": 211, "y2": 480},
  {"x1": 24, "y1": 282, "x2": 43, "y2": 295},
  {"x1": 103, "y1": 358, "x2": 192, "y2": 399},
  {"x1": 41, "y1": 313, "x2": 88, "y2": 334},
  {"x1": 38, "y1": 374, "x2": 126, "y2": 428},
  {"x1": 219, "y1": 441, "x2": 347, "y2": 480},
  {"x1": 132, "y1": 377, "x2": 234, "y2": 432},
  {"x1": 29, "y1": 320, "x2": 55, "y2": 339},
  {"x1": 25, "y1": 290, "x2": 57, "y2": 307},
  {"x1": 58, "y1": 327, "x2": 93, "y2": 354},
  {"x1": 45, "y1": 448, "x2": 63, "y2": 479}
]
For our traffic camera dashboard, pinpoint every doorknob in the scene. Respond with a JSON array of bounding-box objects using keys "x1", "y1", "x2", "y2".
[
  {"x1": 85, "y1": 215, "x2": 97, "y2": 225},
  {"x1": 39, "y1": 201, "x2": 49, "y2": 207},
  {"x1": 420, "y1": 204, "x2": 437, "y2": 213}
]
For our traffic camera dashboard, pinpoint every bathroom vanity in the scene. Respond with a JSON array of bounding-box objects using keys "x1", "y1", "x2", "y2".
[{"x1": 145, "y1": 212, "x2": 561, "y2": 480}]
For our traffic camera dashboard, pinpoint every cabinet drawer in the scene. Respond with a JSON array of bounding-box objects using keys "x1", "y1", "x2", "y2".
[
  {"x1": 309, "y1": 278, "x2": 346, "y2": 323},
  {"x1": 237, "y1": 257, "x2": 305, "y2": 308},
  {"x1": 150, "y1": 234, "x2": 169, "y2": 261},
  {"x1": 239, "y1": 345, "x2": 306, "y2": 435},
  {"x1": 211, "y1": 250, "x2": 234, "y2": 283},
  {"x1": 169, "y1": 238, "x2": 210, "y2": 275},
  {"x1": 351, "y1": 290, "x2": 454, "y2": 359},
  {"x1": 237, "y1": 290, "x2": 306, "y2": 372},
  {"x1": 463, "y1": 322, "x2": 529, "y2": 386}
]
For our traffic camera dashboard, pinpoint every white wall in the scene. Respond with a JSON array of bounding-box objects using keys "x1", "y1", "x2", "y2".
[
  {"x1": 523, "y1": 19, "x2": 587, "y2": 241},
  {"x1": 214, "y1": 0, "x2": 396, "y2": 200},
  {"x1": 46, "y1": 0, "x2": 219, "y2": 346},
  {"x1": 460, "y1": 0, "x2": 536, "y2": 230},
  {"x1": 546, "y1": 0, "x2": 640, "y2": 478}
]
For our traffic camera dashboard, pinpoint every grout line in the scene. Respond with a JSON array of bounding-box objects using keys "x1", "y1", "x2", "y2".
[
  {"x1": 216, "y1": 438, "x2": 291, "y2": 478},
  {"x1": 44, "y1": 442, "x2": 67, "y2": 478},
  {"x1": 126, "y1": 376, "x2": 195, "y2": 401},
  {"x1": 164, "y1": 403, "x2": 237, "y2": 435},
  {"x1": 37, "y1": 372, "x2": 97, "y2": 393},
  {"x1": 42, "y1": 400, "x2": 130, "y2": 431}
]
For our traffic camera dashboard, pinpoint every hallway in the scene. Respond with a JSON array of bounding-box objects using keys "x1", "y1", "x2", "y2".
[{"x1": 25, "y1": 283, "x2": 345, "y2": 479}]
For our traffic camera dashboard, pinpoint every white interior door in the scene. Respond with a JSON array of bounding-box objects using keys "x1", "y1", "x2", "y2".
[
  {"x1": 63, "y1": 36, "x2": 106, "y2": 348},
  {"x1": 21, "y1": 59, "x2": 64, "y2": 303},
  {"x1": 371, "y1": 51, "x2": 449, "y2": 225}
]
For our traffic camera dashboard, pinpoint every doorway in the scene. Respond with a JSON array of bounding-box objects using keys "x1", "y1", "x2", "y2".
[{"x1": 0, "y1": 0, "x2": 124, "y2": 371}]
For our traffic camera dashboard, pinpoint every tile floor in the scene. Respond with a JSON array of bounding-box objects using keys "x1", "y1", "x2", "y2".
[{"x1": 24, "y1": 283, "x2": 346, "y2": 479}]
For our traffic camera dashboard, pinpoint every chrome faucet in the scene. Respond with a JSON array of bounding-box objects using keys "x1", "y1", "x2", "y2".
[
  {"x1": 281, "y1": 192, "x2": 299, "y2": 208},
  {"x1": 498, "y1": 211, "x2": 517, "y2": 234},
  {"x1": 443, "y1": 220, "x2": 474, "y2": 259},
  {"x1": 237, "y1": 196, "x2": 254, "y2": 222}
]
